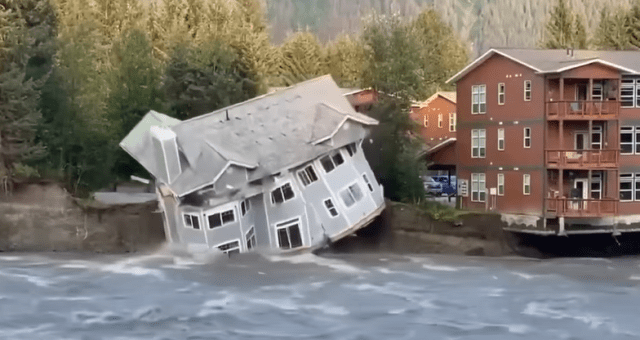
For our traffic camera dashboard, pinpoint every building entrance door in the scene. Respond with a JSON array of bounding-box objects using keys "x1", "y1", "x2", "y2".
[
  {"x1": 572, "y1": 179, "x2": 589, "y2": 211},
  {"x1": 575, "y1": 132, "x2": 587, "y2": 151}
]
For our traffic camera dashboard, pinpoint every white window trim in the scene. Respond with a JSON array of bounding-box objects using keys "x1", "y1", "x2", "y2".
[
  {"x1": 471, "y1": 173, "x2": 486, "y2": 202},
  {"x1": 524, "y1": 80, "x2": 532, "y2": 101},
  {"x1": 620, "y1": 173, "x2": 634, "y2": 202},
  {"x1": 523, "y1": 127, "x2": 531, "y2": 149},
  {"x1": 338, "y1": 180, "x2": 364, "y2": 209},
  {"x1": 620, "y1": 78, "x2": 639, "y2": 108},
  {"x1": 271, "y1": 181, "x2": 296, "y2": 205},
  {"x1": 297, "y1": 164, "x2": 318, "y2": 187},
  {"x1": 362, "y1": 173, "x2": 374, "y2": 192},
  {"x1": 319, "y1": 150, "x2": 345, "y2": 174},
  {"x1": 498, "y1": 83, "x2": 505, "y2": 105},
  {"x1": 438, "y1": 114, "x2": 443, "y2": 128},
  {"x1": 523, "y1": 174, "x2": 531, "y2": 195},
  {"x1": 205, "y1": 202, "x2": 237, "y2": 229},
  {"x1": 323, "y1": 198, "x2": 339, "y2": 218},
  {"x1": 182, "y1": 212, "x2": 201, "y2": 229},
  {"x1": 471, "y1": 129, "x2": 486, "y2": 158},
  {"x1": 449, "y1": 113, "x2": 456, "y2": 132},
  {"x1": 498, "y1": 128, "x2": 505, "y2": 151},
  {"x1": 472, "y1": 85, "x2": 486, "y2": 114},
  {"x1": 497, "y1": 173, "x2": 505, "y2": 196},
  {"x1": 620, "y1": 126, "x2": 640, "y2": 155},
  {"x1": 275, "y1": 217, "x2": 304, "y2": 249},
  {"x1": 245, "y1": 226, "x2": 256, "y2": 250},
  {"x1": 241, "y1": 198, "x2": 251, "y2": 216},
  {"x1": 423, "y1": 114, "x2": 428, "y2": 127},
  {"x1": 214, "y1": 239, "x2": 241, "y2": 255},
  {"x1": 591, "y1": 173, "x2": 602, "y2": 200}
]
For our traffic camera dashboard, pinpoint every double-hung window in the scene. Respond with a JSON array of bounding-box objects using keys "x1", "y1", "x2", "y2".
[
  {"x1": 323, "y1": 198, "x2": 339, "y2": 217},
  {"x1": 498, "y1": 83, "x2": 505, "y2": 105},
  {"x1": 246, "y1": 227, "x2": 256, "y2": 250},
  {"x1": 423, "y1": 114, "x2": 428, "y2": 127},
  {"x1": 471, "y1": 173, "x2": 486, "y2": 202},
  {"x1": 497, "y1": 128, "x2": 505, "y2": 151},
  {"x1": 346, "y1": 143, "x2": 358, "y2": 157},
  {"x1": 218, "y1": 240, "x2": 240, "y2": 256},
  {"x1": 449, "y1": 113, "x2": 456, "y2": 132},
  {"x1": 523, "y1": 174, "x2": 531, "y2": 195},
  {"x1": 183, "y1": 213, "x2": 201, "y2": 230},
  {"x1": 591, "y1": 173, "x2": 602, "y2": 200},
  {"x1": 340, "y1": 183, "x2": 363, "y2": 208},
  {"x1": 297, "y1": 165, "x2": 319, "y2": 187},
  {"x1": 620, "y1": 173, "x2": 640, "y2": 202},
  {"x1": 208, "y1": 207, "x2": 235, "y2": 229},
  {"x1": 497, "y1": 173, "x2": 505, "y2": 196},
  {"x1": 472, "y1": 85, "x2": 486, "y2": 114},
  {"x1": 524, "y1": 80, "x2": 532, "y2": 101},
  {"x1": 523, "y1": 127, "x2": 532, "y2": 148},
  {"x1": 276, "y1": 219, "x2": 303, "y2": 249},
  {"x1": 621, "y1": 78, "x2": 637, "y2": 108},
  {"x1": 438, "y1": 114, "x2": 443, "y2": 128},
  {"x1": 241, "y1": 199, "x2": 250, "y2": 216},
  {"x1": 620, "y1": 126, "x2": 640, "y2": 155},
  {"x1": 271, "y1": 182, "x2": 295, "y2": 204},
  {"x1": 320, "y1": 151, "x2": 345, "y2": 173},
  {"x1": 471, "y1": 129, "x2": 486, "y2": 158}
]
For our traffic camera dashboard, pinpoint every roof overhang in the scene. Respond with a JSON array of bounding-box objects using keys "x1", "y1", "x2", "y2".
[
  {"x1": 446, "y1": 49, "x2": 542, "y2": 84},
  {"x1": 416, "y1": 138, "x2": 456, "y2": 158},
  {"x1": 536, "y1": 58, "x2": 639, "y2": 75}
]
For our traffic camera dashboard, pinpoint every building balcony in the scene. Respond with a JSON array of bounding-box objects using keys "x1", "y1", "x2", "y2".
[
  {"x1": 546, "y1": 100, "x2": 619, "y2": 120},
  {"x1": 546, "y1": 149, "x2": 618, "y2": 169},
  {"x1": 546, "y1": 197, "x2": 618, "y2": 217}
]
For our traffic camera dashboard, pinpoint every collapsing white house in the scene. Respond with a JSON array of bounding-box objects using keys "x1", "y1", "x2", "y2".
[{"x1": 120, "y1": 75, "x2": 386, "y2": 255}]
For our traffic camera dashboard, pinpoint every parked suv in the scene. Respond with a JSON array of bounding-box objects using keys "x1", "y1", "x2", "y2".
[
  {"x1": 422, "y1": 176, "x2": 443, "y2": 196},
  {"x1": 431, "y1": 175, "x2": 457, "y2": 197}
]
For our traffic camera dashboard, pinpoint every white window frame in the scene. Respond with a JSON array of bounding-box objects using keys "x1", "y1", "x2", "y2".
[
  {"x1": 524, "y1": 80, "x2": 531, "y2": 101},
  {"x1": 215, "y1": 239, "x2": 241, "y2": 256},
  {"x1": 523, "y1": 174, "x2": 531, "y2": 195},
  {"x1": 621, "y1": 78, "x2": 636, "y2": 108},
  {"x1": 449, "y1": 113, "x2": 456, "y2": 132},
  {"x1": 275, "y1": 218, "x2": 304, "y2": 250},
  {"x1": 297, "y1": 164, "x2": 318, "y2": 187},
  {"x1": 438, "y1": 114, "x2": 443, "y2": 128},
  {"x1": 592, "y1": 83, "x2": 603, "y2": 101},
  {"x1": 471, "y1": 173, "x2": 486, "y2": 202},
  {"x1": 362, "y1": 173, "x2": 374, "y2": 192},
  {"x1": 183, "y1": 213, "x2": 201, "y2": 230},
  {"x1": 271, "y1": 181, "x2": 295, "y2": 205},
  {"x1": 241, "y1": 199, "x2": 251, "y2": 216},
  {"x1": 423, "y1": 114, "x2": 428, "y2": 127},
  {"x1": 620, "y1": 173, "x2": 634, "y2": 202},
  {"x1": 206, "y1": 203, "x2": 236, "y2": 230},
  {"x1": 523, "y1": 127, "x2": 532, "y2": 148},
  {"x1": 319, "y1": 150, "x2": 345, "y2": 173},
  {"x1": 339, "y1": 181, "x2": 364, "y2": 208},
  {"x1": 245, "y1": 226, "x2": 256, "y2": 250},
  {"x1": 472, "y1": 85, "x2": 486, "y2": 114},
  {"x1": 497, "y1": 173, "x2": 505, "y2": 196},
  {"x1": 471, "y1": 129, "x2": 486, "y2": 158},
  {"x1": 498, "y1": 128, "x2": 505, "y2": 151},
  {"x1": 323, "y1": 198, "x2": 339, "y2": 217},
  {"x1": 498, "y1": 83, "x2": 505, "y2": 105},
  {"x1": 345, "y1": 143, "x2": 358, "y2": 157},
  {"x1": 591, "y1": 173, "x2": 602, "y2": 200},
  {"x1": 619, "y1": 126, "x2": 640, "y2": 155}
]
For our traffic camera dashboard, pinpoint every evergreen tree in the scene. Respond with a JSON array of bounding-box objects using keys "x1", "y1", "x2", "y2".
[
  {"x1": 276, "y1": 31, "x2": 327, "y2": 86},
  {"x1": 325, "y1": 33, "x2": 364, "y2": 88},
  {"x1": 627, "y1": 1, "x2": 640, "y2": 49},
  {"x1": 0, "y1": 1, "x2": 45, "y2": 183},
  {"x1": 573, "y1": 14, "x2": 588, "y2": 49},
  {"x1": 541, "y1": 0, "x2": 579, "y2": 49},
  {"x1": 593, "y1": 7, "x2": 631, "y2": 50}
]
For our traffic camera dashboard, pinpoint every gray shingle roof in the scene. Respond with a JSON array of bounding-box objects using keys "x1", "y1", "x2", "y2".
[
  {"x1": 447, "y1": 48, "x2": 640, "y2": 83},
  {"x1": 121, "y1": 75, "x2": 378, "y2": 198}
]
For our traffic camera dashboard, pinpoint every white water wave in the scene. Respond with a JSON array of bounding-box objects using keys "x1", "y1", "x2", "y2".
[{"x1": 267, "y1": 253, "x2": 367, "y2": 274}]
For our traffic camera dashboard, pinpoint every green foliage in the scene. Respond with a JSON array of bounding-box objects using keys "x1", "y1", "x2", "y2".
[
  {"x1": 325, "y1": 33, "x2": 364, "y2": 88},
  {"x1": 593, "y1": 7, "x2": 632, "y2": 50},
  {"x1": 275, "y1": 31, "x2": 327, "y2": 86},
  {"x1": 541, "y1": 0, "x2": 588, "y2": 49},
  {"x1": 12, "y1": 162, "x2": 40, "y2": 179},
  {"x1": 416, "y1": 200, "x2": 464, "y2": 222}
]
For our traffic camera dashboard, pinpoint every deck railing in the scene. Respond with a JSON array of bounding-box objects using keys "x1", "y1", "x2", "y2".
[
  {"x1": 546, "y1": 197, "x2": 618, "y2": 217},
  {"x1": 546, "y1": 100, "x2": 619, "y2": 119},
  {"x1": 546, "y1": 149, "x2": 618, "y2": 168}
]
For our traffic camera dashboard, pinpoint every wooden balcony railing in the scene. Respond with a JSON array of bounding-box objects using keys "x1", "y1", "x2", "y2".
[
  {"x1": 546, "y1": 149, "x2": 618, "y2": 168},
  {"x1": 546, "y1": 197, "x2": 618, "y2": 217},
  {"x1": 546, "y1": 100, "x2": 619, "y2": 119}
]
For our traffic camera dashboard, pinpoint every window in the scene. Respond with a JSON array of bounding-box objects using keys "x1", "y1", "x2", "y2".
[
  {"x1": 241, "y1": 199, "x2": 250, "y2": 216},
  {"x1": 523, "y1": 127, "x2": 531, "y2": 148},
  {"x1": 449, "y1": 113, "x2": 456, "y2": 132},
  {"x1": 591, "y1": 126, "x2": 603, "y2": 150},
  {"x1": 218, "y1": 240, "x2": 240, "y2": 257},
  {"x1": 621, "y1": 78, "x2": 637, "y2": 108},
  {"x1": 497, "y1": 173, "x2": 505, "y2": 196},
  {"x1": 271, "y1": 182, "x2": 295, "y2": 204},
  {"x1": 362, "y1": 173, "x2": 374, "y2": 192},
  {"x1": 208, "y1": 208, "x2": 235, "y2": 229},
  {"x1": 183, "y1": 213, "x2": 201, "y2": 230},
  {"x1": 621, "y1": 173, "x2": 633, "y2": 201},
  {"x1": 620, "y1": 126, "x2": 640, "y2": 154},
  {"x1": 323, "y1": 199, "x2": 339, "y2": 217},
  {"x1": 523, "y1": 174, "x2": 531, "y2": 195},
  {"x1": 438, "y1": 114, "x2": 443, "y2": 128},
  {"x1": 423, "y1": 114, "x2": 428, "y2": 127},
  {"x1": 276, "y1": 219, "x2": 303, "y2": 249},
  {"x1": 591, "y1": 173, "x2": 602, "y2": 200},
  {"x1": 340, "y1": 183, "x2": 363, "y2": 208},
  {"x1": 472, "y1": 85, "x2": 486, "y2": 114},
  {"x1": 498, "y1": 83, "x2": 505, "y2": 105},
  {"x1": 497, "y1": 128, "x2": 505, "y2": 151},
  {"x1": 346, "y1": 143, "x2": 358, "y2": 157},
  {"x1": 592, "y1": 83, "x2": 603, "y2": 101},
  {"x1": 471, "y1": 173, "x2": 486, "y2": 202},
  {"x1": 246, "y1": 227, "x2": 256, "y2": 250},
  {"x1": 471, "y1": 129, "x2": 486, "y2": 158},
  {"x1": 524, "y1": 80, "x2": 531, "y2": 101},
  {"x1": 297, "y1": 165, "x2": 318, "y2": 187},
  {"x1": 320, "y1": 151, "x2": 344, "y2": 173}
]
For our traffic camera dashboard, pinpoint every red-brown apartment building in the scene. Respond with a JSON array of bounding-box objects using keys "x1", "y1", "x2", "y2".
[
  {"x1": 447, "y1": 48, "x2": 640, "y2": 235},
  {"x1": 410, "y1": 92, "x2": 457, "y2": 168}
]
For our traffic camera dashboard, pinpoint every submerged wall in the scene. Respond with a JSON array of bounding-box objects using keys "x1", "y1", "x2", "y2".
[{"x1": 0, "y1": 182, "x2": 165, "y2": 253}]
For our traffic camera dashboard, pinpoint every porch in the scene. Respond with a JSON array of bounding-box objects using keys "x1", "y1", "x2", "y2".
[
  {"x1": 545, "y1": 197, "x2": 618, "y2": 217},
  {"x1": 546, "y1": 100, "x2": 619, "y2": 120},
  {"x1": 546, "y1": 149, "x2": 618, "y2": 169},
  {"x1": 546, "y1": 76, "x2": 619, "y2": 120},
  {"x1": 545, "y1": 169, "x2": 619, "y2": 218}
]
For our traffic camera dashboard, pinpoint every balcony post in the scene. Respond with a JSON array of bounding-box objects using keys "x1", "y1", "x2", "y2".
[{"x1": 589, "y1": 78, "x2": 593, "y2": 116}]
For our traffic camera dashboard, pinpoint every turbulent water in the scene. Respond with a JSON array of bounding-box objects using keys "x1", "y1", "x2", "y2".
[{"x1": 2, "y1": 246, "x2": 640, "y2": 340}]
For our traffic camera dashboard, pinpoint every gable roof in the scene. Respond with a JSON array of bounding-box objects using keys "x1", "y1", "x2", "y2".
[
  {"x1": 447, "y1": 48, "x2": 640, "y2": 84},
  {"x1": 412, "y1": 91, "x2": 456, "y2": 107},
  {"x1": 121, "y1": 75, "x2": 379, "y2": 198}
]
